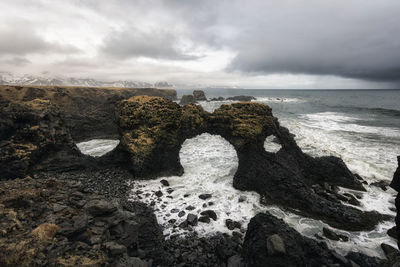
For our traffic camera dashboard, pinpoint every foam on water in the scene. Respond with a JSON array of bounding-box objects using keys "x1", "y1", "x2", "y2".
[
  {"x1": 129, "y1": 134, "x2": 264, "y2": 237},
  {"x1": 76, "y1": 139, "x2": 119, "y2": 157},
  {"x1": 303, "y1": 112, "x2": 400, "y2": 138}
]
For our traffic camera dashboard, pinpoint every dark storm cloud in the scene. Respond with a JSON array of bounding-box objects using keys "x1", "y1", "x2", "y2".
[
  {"x1": 1, "y1": 0, "x2": 400, "y2": 87},
  {"x1": 101, "y1": 27, "x2": 199, "y2": 60},
  {"x1": 217, "y1": 1, "x2": 400, "y2": 82},
  {"x1": 151, "y1": 0, "x2": 400, "y2": 82}
]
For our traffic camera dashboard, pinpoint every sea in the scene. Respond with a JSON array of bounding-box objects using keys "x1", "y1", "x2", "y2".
[{"x1": 77, "y1": 89, "x2": 400, "y2": 258}]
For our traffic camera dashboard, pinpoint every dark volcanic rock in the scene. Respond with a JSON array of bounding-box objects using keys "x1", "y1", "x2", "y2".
[
  {"x1": 199, "y1": 193, "x2": 212, "y2": 200},
  {"x1": 0, "y1": 177, "x2": 165, "y2": 267},
  {"x1": 180, "y1": 94, "x2": 196, "y2": 105},
  {"x1": 187, "y1": 214, "x2": 198, "y2": 226},
  {"x1": 198, "y1": 216, "x2": 211, "y2": 223},
  {"x1": 226, "y1": 95, "x2": 256, "y2": 101},
  {"x1": 242, "y1": 212, "x2": 364, "y2": 267},
  {"x1": 0, "y1": 99, "x2": 90, "y2": 179},
  {"x1": 193, "y1": 90, "x2": 207, "y2": 101},
  {"x1": 115, "y1": 98, "x2": 383, "y2": 231},
  {"x1": 371, "y1": 180, "x2": 389, "y2": 191},
  {"x1": 85, "y1": 199, "x2": 117, "y2": 215},
  {"x1": 388, "y1": 226, "x2": 397, "y2": 239},
  {"x1": 390, "y1": 156, "x2": 400, "y2": 249},
  {"x1": 210, "y1": 96, "x2": 225, "y2": 101},
  {"x1": 160, "y1": 179, "x2": 169, "y2": 186},
  {"x1": 116, "y1": 96, "x2": 207, "y2": 178},
  {"x1": 200, "y1": 210, "x2": 217, "y2": 221},
  {"x1": 0, "y1": 85, "x2": 177, "y2": 142},
  {"x1": 226, "y1": 219, "x2": 241, "y2": 230}
]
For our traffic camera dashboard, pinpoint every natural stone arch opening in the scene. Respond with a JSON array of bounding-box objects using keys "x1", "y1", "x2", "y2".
[
  {"x1": 264, "y1": 135, "x2": 282, "y2": 153},
  {"x1": 76, "y1": 139, "x2": 120, "y2": 157},
  {"x1": 179, "y1": 133, "x2": 239, "y2": 179}
]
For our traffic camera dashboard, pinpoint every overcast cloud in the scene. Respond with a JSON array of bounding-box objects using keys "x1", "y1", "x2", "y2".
[{"x1": 0, "y1": 0, "x2": 399, "y2": 88}]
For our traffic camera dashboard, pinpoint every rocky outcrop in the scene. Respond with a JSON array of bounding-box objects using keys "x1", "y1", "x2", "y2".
[
  {"x1": 390, "y1": 156, "x2": 400, "y2": 249},
  {"x1": 0, "y1": 85, "x2": 177, "y2": 142},
  {"x1": 116, "y1": 96, "x2": 206, "y2": 177},
  {"x1": 193, "y1": 90, "x2": 207, "y2": 101},
  {"x1": 180, "y1": 94, "x2": 197, "y2": 105},
  {"x1": 226, "y1": 95, "x2": 256, "y2": 101},
  {"x1": 116, "y1": 98, "x2": 383, "y2": 231},
  {"x1": 0, "y1": 99, "x2": 88, "y2": 179},
  {"x1": 242, "y1": 212, "x2": 381, "y2": 267},
  {"x1": 0, "y1": 177, "x2": 163, "y2": 267}
]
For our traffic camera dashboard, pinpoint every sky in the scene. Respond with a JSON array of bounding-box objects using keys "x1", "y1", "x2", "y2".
[{"x1": 0, "y1": 0, "x2": 399, "y2": 89}]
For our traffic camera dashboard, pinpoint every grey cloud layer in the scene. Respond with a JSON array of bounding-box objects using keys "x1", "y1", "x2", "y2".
[
  {"x1": 0, "y1": 22, "x2": 80, "y2": 56},
  {"x1": 0, "y1": 0, "x2": 399, "y2": 86},
  {"x1": 101, "y1": 27, "x2": 199, "y2": 60}
]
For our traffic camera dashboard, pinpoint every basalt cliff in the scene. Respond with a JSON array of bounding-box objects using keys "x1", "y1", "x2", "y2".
[{"x1": 0, "y1": 86, "x2": 396, "y2": 266}]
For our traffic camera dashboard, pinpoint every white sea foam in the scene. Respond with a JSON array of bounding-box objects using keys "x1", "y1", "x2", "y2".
[
  {"x1": 255, "y1": 97, "x2": 304, "y2": 103},
  {"x1": 76, "y1": 139, "x2": 119, "y2": 157},
  {"x1": 264, "y1": 135, "x2": 282, "y2": 153},
  {"x1": 302, "y1": 112, "x2": 400, "y2": 138}
]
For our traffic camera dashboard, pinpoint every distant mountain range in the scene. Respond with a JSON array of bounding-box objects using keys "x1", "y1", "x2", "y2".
[{"x1": 0, "y1": 72, "x2": 174, "y2": 88}]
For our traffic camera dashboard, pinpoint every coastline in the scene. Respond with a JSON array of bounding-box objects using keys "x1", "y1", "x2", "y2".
[{"x1": 0, "y1": 86, "x2": 399, "y2": 266}]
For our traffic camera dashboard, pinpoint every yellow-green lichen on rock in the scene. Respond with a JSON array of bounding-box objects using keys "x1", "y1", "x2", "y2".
[{"x1": 115, "y1": 97, "x2": 279, "y2": 177}]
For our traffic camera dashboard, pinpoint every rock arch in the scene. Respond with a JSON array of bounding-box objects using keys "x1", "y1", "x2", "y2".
[{"x1": 115, "y1": 96, "x2": 385, "y2": 231}]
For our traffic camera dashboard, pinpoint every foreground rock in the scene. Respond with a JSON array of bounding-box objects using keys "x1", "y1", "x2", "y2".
[
  {"x1": 243, "y1": 212, "x2": 380, "y2": 267},
  {"x1": 116, "y1": 97, "x2": 384, "y2": 231},
  {"x1": 0, "y1": 85, "x2": 177, "y2": 142},
  {"x1": 0, "y1": 176, "x2": 164, "y2": 266}
]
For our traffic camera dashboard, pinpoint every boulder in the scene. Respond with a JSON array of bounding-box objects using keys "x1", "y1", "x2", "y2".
[
  {"x1": 200, "y1": 210, "x2": 217, "y2": 221},
  {"x1": 242, "y1": 212, "x2": 363, "y2": 267},
  {"x1": 193, "y1": 90, "x2": 207, "y2": 101},
  {"x1": 180, "y1": 94, "x2": 196, "y2": 105},
  {"x1": 199, "y1": 194, "x2": 212, "y2": 200},
  {"x1": 86, "y1": 199, "x2": 117, "y2": 216},
  {"x1": 187, "y1": 214, "x2": 198, "y2": 226}
]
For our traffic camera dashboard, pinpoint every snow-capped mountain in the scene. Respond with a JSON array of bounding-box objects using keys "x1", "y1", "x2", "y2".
[{"x1": 0, "y1": 71, "x2": 174, "y2": 88}]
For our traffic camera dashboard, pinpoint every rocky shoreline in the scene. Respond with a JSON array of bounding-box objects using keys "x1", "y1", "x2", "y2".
[{"x1": 1, "y1": 86, "x2": 399, "y2": 266}]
